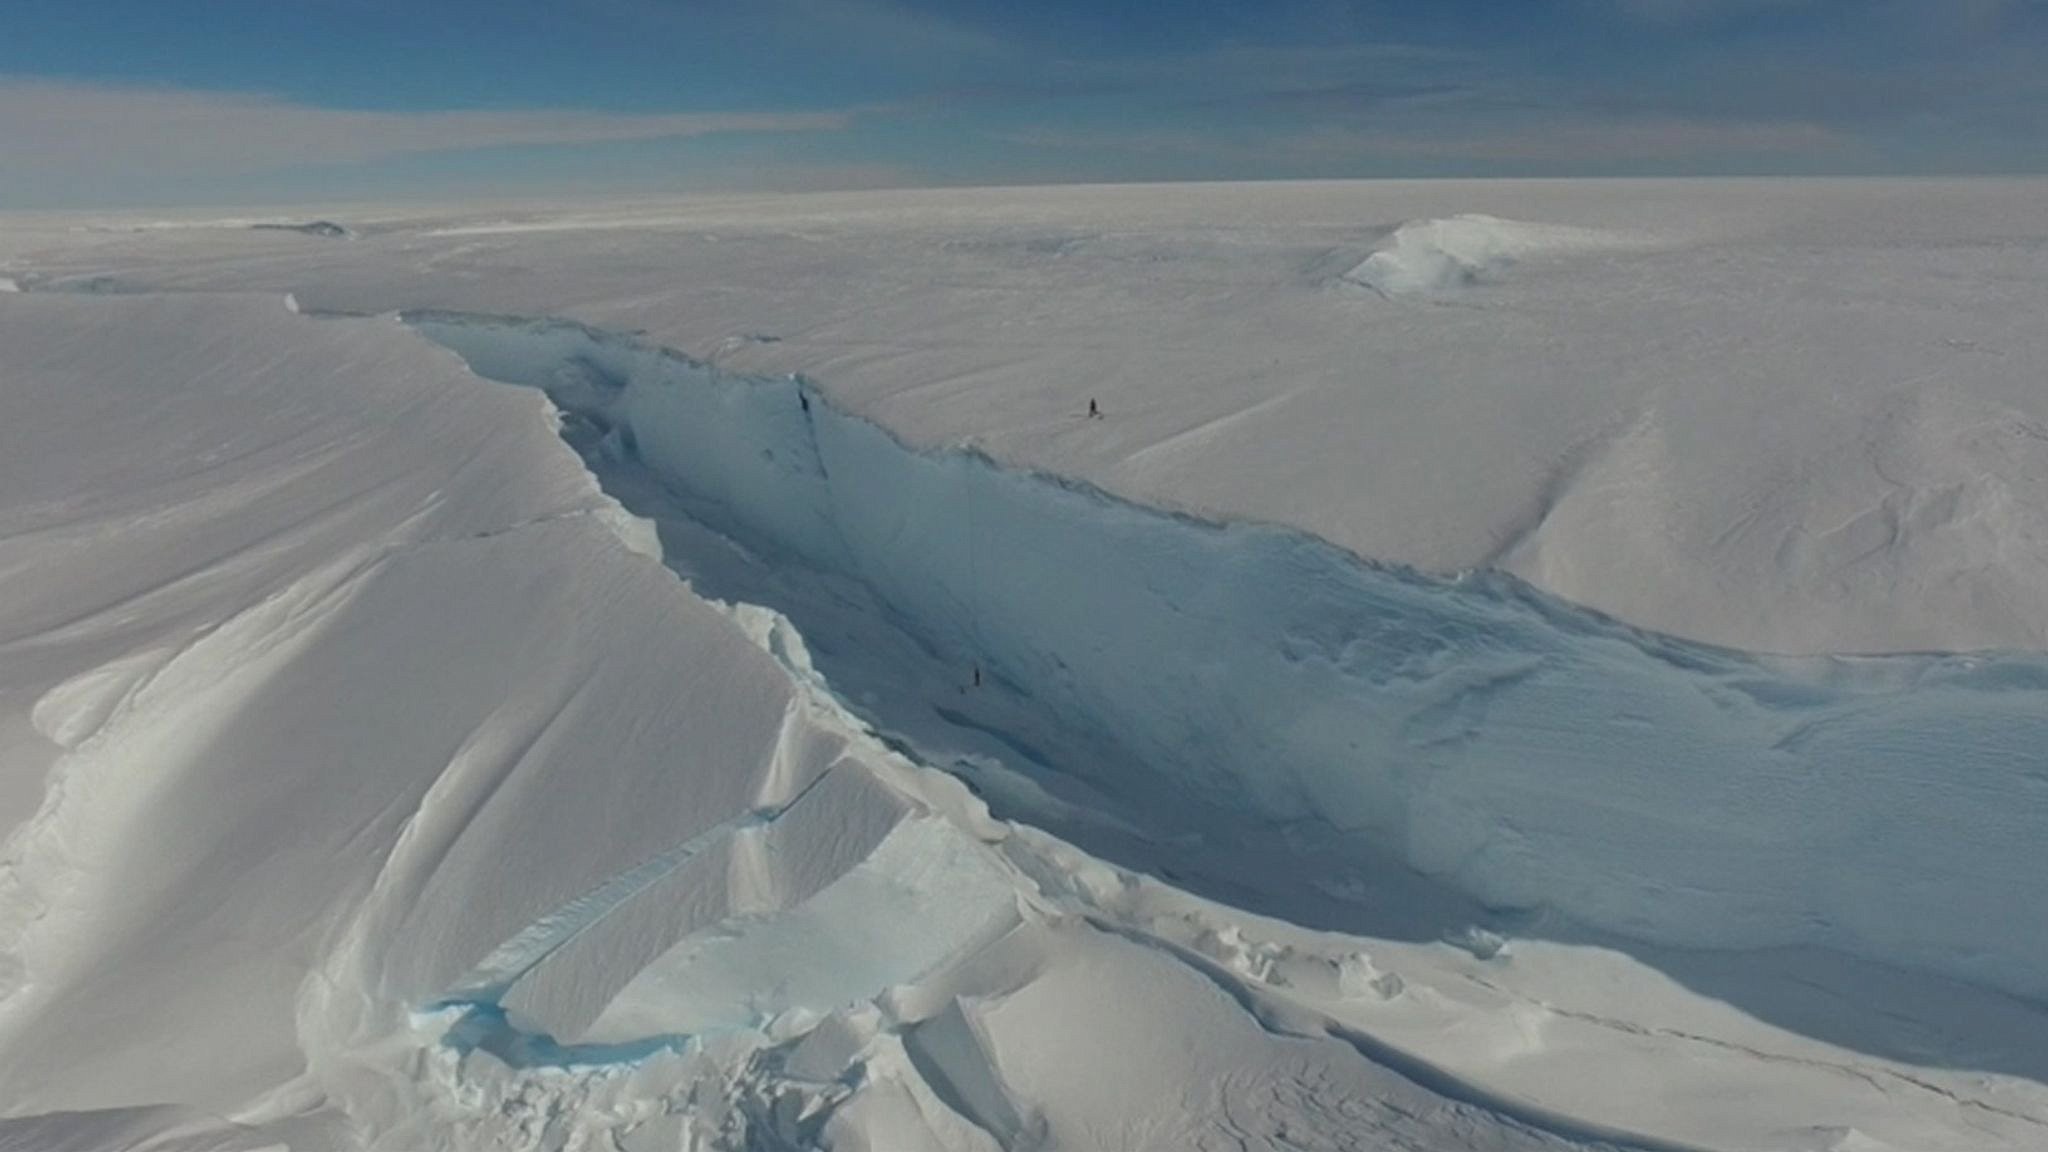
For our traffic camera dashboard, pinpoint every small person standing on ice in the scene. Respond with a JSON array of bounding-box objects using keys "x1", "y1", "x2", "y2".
[{"x1": 1088, "y1": 398, "x2": 1102, "y2": 419}]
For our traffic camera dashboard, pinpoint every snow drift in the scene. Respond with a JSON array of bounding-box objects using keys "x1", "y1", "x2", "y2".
[
  {"x1": 413, "y1": 313, "x2": 2048, "y2": 1006},
  {"x1": 1340, "y1": 215, "x2": 1630, "y2": 295}
]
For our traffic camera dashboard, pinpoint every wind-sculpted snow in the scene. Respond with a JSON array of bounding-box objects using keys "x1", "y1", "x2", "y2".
[
  {"x1": 0, "y1": 292, "x2": 1668, "y2": 1152},
  {"x1": 6, "y1": 287, "x2": 2048, "y2": 1151},
  {"x1": 1339, "y1": 214, "x2": 1633, "y2": 294},
  {"x1": 415, "y1": 313, "x2": 2048, "y2": 1007}
]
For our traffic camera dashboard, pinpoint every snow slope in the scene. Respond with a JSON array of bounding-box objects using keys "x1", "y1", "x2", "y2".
[{"x1": 4, "y1": 183, "x2": 2048, "y2": 1151}]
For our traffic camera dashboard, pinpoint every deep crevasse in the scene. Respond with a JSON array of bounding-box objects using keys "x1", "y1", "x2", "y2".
[{"x1": 411, "y1": 313, "x2": 2048, "y2": 1005}]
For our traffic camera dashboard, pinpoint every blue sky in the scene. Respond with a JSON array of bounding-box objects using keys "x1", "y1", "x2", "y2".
[{"x1": 2, "y1": 0, "x2": 2043, "y2": 206}]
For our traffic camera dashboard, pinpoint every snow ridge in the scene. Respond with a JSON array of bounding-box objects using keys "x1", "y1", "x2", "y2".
[{"x1": 410, "y1": 313, "x2": 2048, "y2": 1005}]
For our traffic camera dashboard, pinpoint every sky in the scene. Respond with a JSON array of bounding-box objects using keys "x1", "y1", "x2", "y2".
[{"x1": 1, "y1": 0, "x2": 2044, "y2": 207}]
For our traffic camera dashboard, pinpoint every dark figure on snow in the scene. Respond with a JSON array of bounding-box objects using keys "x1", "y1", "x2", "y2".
[{"x1": 1088, "y1": 398, "x2": 1101, "y2": 419}]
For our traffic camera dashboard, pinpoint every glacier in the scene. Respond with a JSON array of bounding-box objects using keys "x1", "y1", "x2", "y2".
[
  {"x1": 6, "y1": 183, "x2": 2048, "y2": 1152},
  {"x1": 2, "y1": 290, "x2": 1729, "y2": 1152}
]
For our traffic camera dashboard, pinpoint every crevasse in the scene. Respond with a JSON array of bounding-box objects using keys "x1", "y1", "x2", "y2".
[{"x1": 409, "y1": 312, "x2": 2048, "y2": 1005}]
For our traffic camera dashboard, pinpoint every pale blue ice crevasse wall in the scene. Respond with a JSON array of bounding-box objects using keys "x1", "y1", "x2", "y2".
[{"x1": 410, "y1": 313, "x2": 2048, "y2": 1003}]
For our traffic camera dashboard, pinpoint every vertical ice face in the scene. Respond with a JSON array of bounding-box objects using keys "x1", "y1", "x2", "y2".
[{"x1": 415, "y1": 314, "x2": 2048, "y2": 1006}]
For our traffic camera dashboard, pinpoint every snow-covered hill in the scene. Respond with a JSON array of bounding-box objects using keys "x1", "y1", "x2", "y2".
[{"x1": 4, "y1": 182, "x2": 2048, "y2": 1151}]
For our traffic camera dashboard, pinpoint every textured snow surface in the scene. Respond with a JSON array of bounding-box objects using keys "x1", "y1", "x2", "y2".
[
  {"x1": 3, "y1": 182, "x2": 2048, "y2": 1151},
  {"x1": 413, "y1": 313, "x2": 2048, "y2": 1002},
  {"x1": 12, "y1": 179, "x2": 2048, "y2": 653}
]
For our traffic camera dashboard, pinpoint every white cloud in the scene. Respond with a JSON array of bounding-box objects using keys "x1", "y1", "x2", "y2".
[
  {"x1": 1283, "y1": 116, "x2": 1847, "y2": 163},
  {"x1": 0, "y1": 78, "x2": 851, "y2": 190},
  {"x1": 994, "y1": 113, "x2": 1846, "y2": 172}
]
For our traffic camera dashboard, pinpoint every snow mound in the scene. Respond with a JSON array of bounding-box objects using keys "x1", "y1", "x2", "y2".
[{"x1": 1342, "y1": 214, "x2": 1628, "y2": 295}]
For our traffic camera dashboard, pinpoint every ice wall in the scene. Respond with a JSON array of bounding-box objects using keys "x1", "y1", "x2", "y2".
[{"x1": 413, "y1": 314, "x2": 2048, "y2": 1003}]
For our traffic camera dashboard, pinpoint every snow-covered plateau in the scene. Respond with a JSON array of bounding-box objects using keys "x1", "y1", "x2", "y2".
[{"x1": 3, "y1": 180, "x2": 2048, "y2": 1151}]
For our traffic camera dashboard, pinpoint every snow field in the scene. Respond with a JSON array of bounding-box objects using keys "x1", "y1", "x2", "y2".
[{"x1": 6, "y1": 182, "x2": 2048, "y2": 1150}]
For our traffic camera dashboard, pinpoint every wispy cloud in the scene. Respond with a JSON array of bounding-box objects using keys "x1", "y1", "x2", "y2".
[
  {"x1": 3, "y1": 0, "x2": 2041, "y2": 203},
  {"x1": 580, "y1": 0, "x2": 1026, "y2": 89},
  {"x1": 0, "y1": 78, "x2": 852, "y2": 195},
  {"x1": 1274, "y1": 116, "x2": 1849, "y2": 164},
  {"x1": 993, "y1": 110, "x2": 1851, "y2": 178}
]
